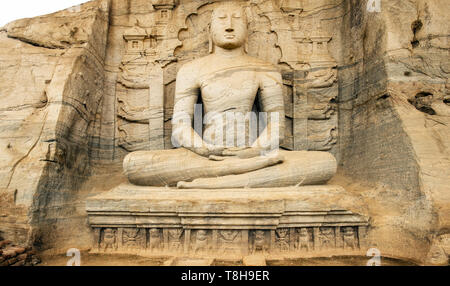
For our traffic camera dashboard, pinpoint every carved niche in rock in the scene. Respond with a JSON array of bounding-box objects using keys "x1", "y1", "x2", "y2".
[
  {"x1": 114, "y1": 0, "x2": 340, "y2": 154},
  {"x1": 117, "y1": 22, "x2": 165, "y2": 151}
]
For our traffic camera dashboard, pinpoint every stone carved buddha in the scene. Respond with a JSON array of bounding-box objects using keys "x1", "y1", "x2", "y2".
[{"x1": 123, "y1": 2, "x2": 337, "y2": 189}]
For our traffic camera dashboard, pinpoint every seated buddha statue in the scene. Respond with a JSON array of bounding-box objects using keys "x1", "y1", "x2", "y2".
[{"x1": 123, "y1": 2, "x2": 337, "y2": 189}]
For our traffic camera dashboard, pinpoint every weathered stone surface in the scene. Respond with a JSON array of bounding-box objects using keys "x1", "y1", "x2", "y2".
[
  {"x1": 0, "y1": 0, "x2": 110, "y2": 247},
  {"x1": 5, "y1": 1, "x2": 109, "y2": 51},
  {"x1": 243, "y1": 254, "x2": 267, "y2": 266},
  {"x1": 337, "y1": 0, "x2": 449, "y2": 263},
  {"x1": 0, "y1": 0, "x2": 448, "y2": 266},
  {"x1": 169, "y1": 258, "x2": 214, "y2": 266}
]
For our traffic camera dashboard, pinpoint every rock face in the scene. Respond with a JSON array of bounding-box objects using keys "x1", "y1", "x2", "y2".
[
  {"x1": 0, "y1": 0, "x2": 448, "y2": 265},
  {"x1": 0, "y1": 0, "x2": 110, "y2": 248},
  {"x1": 338, "y1": 0, "x2": 450, "y2": 262}
]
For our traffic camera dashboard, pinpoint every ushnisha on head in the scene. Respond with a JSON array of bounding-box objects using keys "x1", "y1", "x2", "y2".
[{"x1": 209, "y1": 2, "x2": 249, "y2": 53}]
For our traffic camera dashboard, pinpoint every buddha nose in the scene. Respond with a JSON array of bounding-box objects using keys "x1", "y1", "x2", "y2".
[{"x1": 226, "y1": 17, "x2": 234, "y2": 32}]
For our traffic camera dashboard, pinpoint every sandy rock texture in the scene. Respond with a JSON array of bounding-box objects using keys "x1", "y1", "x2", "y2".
[
  {"x1": 0, "y1": 0, "x2": 110, "y2": 247},
  {"x1": 337, "y1": 0, "x2": 449, "y2": 263},
  {"x1": 0, "y1": 0, "x2": 448, "y2": 265}
]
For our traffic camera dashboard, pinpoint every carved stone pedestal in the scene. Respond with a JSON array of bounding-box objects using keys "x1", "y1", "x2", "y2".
[{"x1": 86, "y1": 185, "x2": 369, "y2": 259}]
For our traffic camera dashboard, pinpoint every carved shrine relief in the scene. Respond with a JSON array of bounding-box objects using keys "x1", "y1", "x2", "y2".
[
  {"x1": 249, "y1": 1, "x2": 339, "y2": 152},
  {"x1": 117, "y1": 22, "x2": 166, "y2": 151}
]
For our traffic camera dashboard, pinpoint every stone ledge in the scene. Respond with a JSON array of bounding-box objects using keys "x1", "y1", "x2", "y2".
[
  {"x1": 87, "y1": 184, "x2": 363, "y2": 211},
  {"x1": 86, "y1": 184, "x2": 369, "y2": 258}
]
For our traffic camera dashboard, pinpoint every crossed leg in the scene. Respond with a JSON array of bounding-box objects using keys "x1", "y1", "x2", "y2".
[
  {"x1": 123, "y1": 148, "x2": 284, "y2": 187},
  {"x1": 124, "y1": 148, "x2": 336, "y2": 188},
  {"x1": 176, "y1": 150, "x2": 337, "y2": 189}
]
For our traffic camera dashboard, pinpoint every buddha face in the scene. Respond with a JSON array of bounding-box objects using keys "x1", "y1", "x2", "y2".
[{"x1": 210, "y1": 4, "x2": 248, "y2": 50}]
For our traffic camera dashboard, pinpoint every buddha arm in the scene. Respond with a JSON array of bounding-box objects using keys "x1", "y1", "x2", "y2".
[{"x1": 252, "y1": 69, "x2": 286, "y2": 150}]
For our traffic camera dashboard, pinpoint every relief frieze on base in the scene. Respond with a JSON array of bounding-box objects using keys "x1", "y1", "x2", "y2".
[{"x1": 91, "y1": 225, "x2": 368, "y2": 257}]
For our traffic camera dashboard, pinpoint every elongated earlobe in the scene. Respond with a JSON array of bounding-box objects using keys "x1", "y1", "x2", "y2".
[
  {"x1": 208, "y1": 24, "x2": 214, "y2": 54},
  {"x1": 244, "y1": 7, "x2": 250, "y2": 54},
  {"x1": 209, "y1": 35, "x2": 214, "y2": 54}
]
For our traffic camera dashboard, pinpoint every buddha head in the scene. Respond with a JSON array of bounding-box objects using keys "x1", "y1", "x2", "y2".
[{"x1": 209, "y1": 2, "x2": 249, "y2": 53}]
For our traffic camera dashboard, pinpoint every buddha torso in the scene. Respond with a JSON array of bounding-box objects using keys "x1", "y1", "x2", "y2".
[{"x1": 182, "y1": 54, "x2": 282, "y2": 147}]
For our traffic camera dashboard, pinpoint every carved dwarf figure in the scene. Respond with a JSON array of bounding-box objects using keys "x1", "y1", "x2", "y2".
[
  {"x1": 220, "y1": 230, "x2": 239, "y2": 254},
  {"x1": 149, "y1": 228, "x2": 161, "y2": 252},
  {"x1": 193, "y1": 230, "x2": 209, "y2": 254},
  {"x1": 123, "y1": 228, "x2": 141, "y2": 249},
  {"x1": 252, "y1": 230, "x2": 267, "y2": 254},
  {"x1": 342, "y1": 227, "x2": 358, "y2": 250},
  {"x1": 168, "y1": 229, "x2": 184, "y2": 252},
  {"x1": 319, "y1": 227, "x2": 335, "y2": 250},
  {"x1": 102, "y1": 228, "x2": 117, "y2": 252},
  {"x1": 275, "y1": 228, "x2": 290, "y2": 252},
  {"x1": 296, "y1": 228, "x2": 312, "y2": 252}
]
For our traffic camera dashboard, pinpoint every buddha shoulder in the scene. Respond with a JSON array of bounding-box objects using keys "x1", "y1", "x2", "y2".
[
  {"x1": 177, "y1": 54, "x2": 277, "y2": 77},
  {"x1": 177, "y1": 56, "x2": 218, "y2": 78},
  {"x1": 243, "y1": 55, "x2": 274, "y2": 67},
  {"x1": 177, "y1": 59, "x2": 202, "y2": 76}
]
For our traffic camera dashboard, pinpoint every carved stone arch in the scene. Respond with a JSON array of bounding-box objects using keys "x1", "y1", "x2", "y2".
[{"x1": 174, "y1": 0, "x2": 282, "y2": 66}]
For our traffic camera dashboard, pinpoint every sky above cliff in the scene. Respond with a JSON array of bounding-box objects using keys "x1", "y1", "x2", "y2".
[{"x1": 0, "y1": 0, "x2": 88, "y2": 27}]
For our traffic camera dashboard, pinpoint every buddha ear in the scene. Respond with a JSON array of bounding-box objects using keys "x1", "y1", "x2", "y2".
[
  {"x1": 208, "y1": 24, "x2": 214, "y2": 54},
  {"x1": 243, "y1": 6, "x2": 251, "y2": 54}
]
